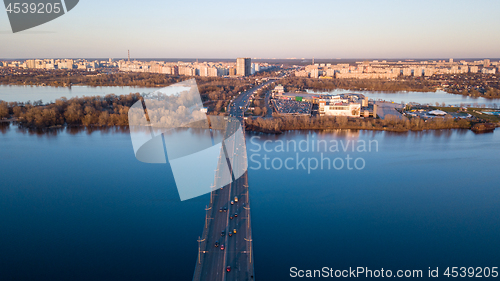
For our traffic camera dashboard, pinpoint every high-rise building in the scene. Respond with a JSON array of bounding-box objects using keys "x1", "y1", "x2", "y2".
[
  {"x1": 26, "y1": 59, "x2": 36, "y2": 68},
  {"x1": 236, "y1": 58, "x2": 251, "y2": 76},
  {"x1": 311, "y1": 68, "x2": 319, "y2": 78}
]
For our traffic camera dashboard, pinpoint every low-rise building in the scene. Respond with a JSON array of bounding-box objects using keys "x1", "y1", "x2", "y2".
[{"x1": 319, "y1": 99, "x2": 361, "y2": 117}]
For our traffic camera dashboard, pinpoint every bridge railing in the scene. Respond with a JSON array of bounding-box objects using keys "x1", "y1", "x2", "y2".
[{"x1": 192, "y1": 151, "x2": 227, "y2": 281}]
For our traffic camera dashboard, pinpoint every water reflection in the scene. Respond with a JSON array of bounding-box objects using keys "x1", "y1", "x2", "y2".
[
  {"x1": 0, "y1": 122, "x2": 10, "y2": 134},
  {"x1": 246, "y1": 128, "x2": 479, "y2": 141},
  {"x1": 2, "y1": 124, "x2": 131, "y2": 137},
  {"x1": 66, "y1": 126, "x2": 130, "y2": 135},
  {"x1": 1, "y1": 123, "x2": 491, "y2": 142}
]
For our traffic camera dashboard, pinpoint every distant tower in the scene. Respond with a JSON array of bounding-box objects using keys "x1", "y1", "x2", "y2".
[
  {"x1": 128, "y1": 50, "x2": 130, "y2": 62},
  {"x1": 236, "y1": 58, "x2": 251, "y2": 76},
  {"x1": 312, "y1": 57, "x2": 315, "y2": 65}
]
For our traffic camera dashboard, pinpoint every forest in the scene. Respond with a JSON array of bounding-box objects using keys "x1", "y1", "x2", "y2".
[
  {"x1": 245, "y1": 114, "x2": 472, "y2": 133},
  {"x1": 280, "y1": 77, "x2": 438, "y2": 93},
  {"x1": 0, "y1": 69, "x2": 193, "y2": 87},
  {"x1": 0, "y1": 94, "x2": 140, "y2": 128}
]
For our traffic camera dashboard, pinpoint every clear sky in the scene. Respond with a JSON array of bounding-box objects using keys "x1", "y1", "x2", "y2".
[{"x1": 1, "y1": 0, "x2": 499, "y2": 59}]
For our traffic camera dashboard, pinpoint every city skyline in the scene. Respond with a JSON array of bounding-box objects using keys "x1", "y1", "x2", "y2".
[{"x1": 1, "y1": 0, "x2": 500, "y2": 59}]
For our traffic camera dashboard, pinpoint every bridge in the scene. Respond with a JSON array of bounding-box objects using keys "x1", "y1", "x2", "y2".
[{"x1": 193, "y1": 81, "x2": 277, "y2": 281}]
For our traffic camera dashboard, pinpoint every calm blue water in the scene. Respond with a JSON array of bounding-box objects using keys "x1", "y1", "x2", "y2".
[
  {"x1": 2, "y1": 85, "x2": 500, "y2": 108},
  {"x1": 0, "y1": 85, "x2": 158, "y2": 103},
  {"x1": 0, "y1": 125, "x2": 206, "y2": 281},
  {"x1": 248, "y1": 130, "x2": 500, "y2": 280},
  {"x1": 0, "y1": 125, "x2": 499, "y2": 280}
]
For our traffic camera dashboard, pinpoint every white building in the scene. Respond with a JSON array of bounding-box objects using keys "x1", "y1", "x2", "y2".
[{"x1": 319, "y1": 99, "x2": 361, "y2": 117}]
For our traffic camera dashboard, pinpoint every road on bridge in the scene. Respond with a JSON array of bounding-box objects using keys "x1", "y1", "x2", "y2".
[{"x1": 193, "y1": 80, "x2": 277, "y2": 281}]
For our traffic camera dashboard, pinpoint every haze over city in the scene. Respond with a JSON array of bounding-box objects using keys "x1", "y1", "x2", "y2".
[{"x1": 1, "y1": 0, "x2": 500, "y2": 59}]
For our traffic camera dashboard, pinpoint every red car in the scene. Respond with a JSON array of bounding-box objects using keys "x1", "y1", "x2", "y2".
[
  {"x1": 227, "y1": 266, "x2": 231, "y2": 272},
  {"x1": 220, "y1": 245, "x2": 225, "y2": 251}
]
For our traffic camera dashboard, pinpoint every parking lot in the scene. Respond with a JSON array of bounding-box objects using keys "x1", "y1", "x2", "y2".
[{"x1": 272, "y1": 99, "x2": 312, "y2": 115}]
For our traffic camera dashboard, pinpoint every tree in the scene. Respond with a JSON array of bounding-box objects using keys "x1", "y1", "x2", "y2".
[
  {"x1": 254, "y1": 107, "x2": 262, "y2": 116},
  {"x1": 12, "y1": 106, "x2": 23, "y2": 118},
  {"x1": 0, "y1": 102, "x2": 9, "y2": 119},
  {"x1": 98, "y1": 111, "x2": 110, "y2": 126},
  {"x1": 215, "y1": 100, "x2": 223, "y2": 112},
  {"x1": 64, "y1": 102, "x2": 83, "y2": 125}
]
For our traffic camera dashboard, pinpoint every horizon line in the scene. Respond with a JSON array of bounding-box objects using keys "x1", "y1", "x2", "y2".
[{"x1": 1, "y1": 57, "x2": 499, "y2": 61}]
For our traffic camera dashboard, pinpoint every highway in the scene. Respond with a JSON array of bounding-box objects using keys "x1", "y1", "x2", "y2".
[
  {"x1": 228, "y1": 79, "x2": 276, "y2": 120},
  {"x1": 263, "y1": 90, "x2": 273, "y2": 118},
  {"x1": 194, "y1": 81, "x2": 276, "y2": 281}
]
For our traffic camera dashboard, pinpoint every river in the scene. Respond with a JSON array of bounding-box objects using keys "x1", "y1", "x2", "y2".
[
  {"x1": 0, "y1": 85, "x2": 158, "y2": 103},
  {"x1": 0, "y1": 124, "x2": 498, "y2": 280},
  {"x1": 1, "y1": 85, "x2": 500, "y2": 108}
]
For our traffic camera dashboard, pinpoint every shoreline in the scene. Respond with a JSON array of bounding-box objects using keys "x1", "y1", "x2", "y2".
[
  {"x1": 245, "y1": 125, "x2": 496, "y2": 134},
  {"x1": 2, "y1": 121, "x2": 496, "y2": 134}
]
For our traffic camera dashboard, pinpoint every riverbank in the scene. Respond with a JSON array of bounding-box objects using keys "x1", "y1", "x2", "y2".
[
  {"x1": 244, "y1": 115, "x2": 496, "y2": 134},
  {"x1": 0, "y1": 117, "x2": 17, "y2": 123},
  {"x1": 2, "y1": 116, "x2": 494, "y2": 134}
]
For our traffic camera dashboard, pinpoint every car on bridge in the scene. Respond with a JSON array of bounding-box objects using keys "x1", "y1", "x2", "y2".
[
  {"x1": 221, "y1": 230, "x2": 225, "y2": 236},
  {"x1": 234, "y1": 196, "x2": 238, "y2": 203},
  {"x1": 220, "y1": 245, "x2": 225, "y2": 251},
  {"x1": 214, "y1": 241, "x2": 219, "y2": 248},
  {"x1": 226, "y1": 266, "x2": 231, "y2": 272}
]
